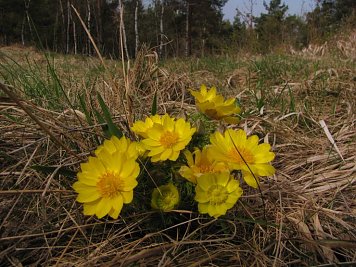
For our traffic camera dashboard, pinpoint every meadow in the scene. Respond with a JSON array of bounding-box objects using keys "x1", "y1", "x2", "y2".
[{"x1": 0, "y1": 42, "x2": 355, "y2": 266}]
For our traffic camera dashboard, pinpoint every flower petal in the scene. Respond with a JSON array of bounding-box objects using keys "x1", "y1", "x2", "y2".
[
  {"x1": 196, "y1": 173, "x2": 215, "y2": 191},
  {"x1": 76, "y1": 189, "x2": 101, "y2": 203},
  {"x1": 83, "y1": 200, "x2": 100, "y2": 216},
  {"x1": 198, "y1": 202, "x2": 210, "y2": 214},
  {"x1": 95, "y1": 198, "x2": 112, "y2": 218},
  {"x1": 121, "y1": 191, "x2": 133, "y2": 203}
]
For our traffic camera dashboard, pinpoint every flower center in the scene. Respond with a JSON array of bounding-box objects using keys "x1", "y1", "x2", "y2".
[
  {"x1": 97, "y1": 172, "x2": 123, "y2": 198},
  {"x1": 160, "y1": 131, "x2": 179, "y2": 148},
  {"x1": 160, "y1": 192, "x2": 175, "y2": 205},
  {"x1": 198, "y1": 163, "x2": 213, "y2": 173},
  {"x1": 208, "y1": 185, "x2": 228, "y2": 205},
  {"x1": 156, "y1": 191, "x2": 177, "y2": 210},
  {"x1": 228, "y1": 147, "x2": 254, "y2": 165}
]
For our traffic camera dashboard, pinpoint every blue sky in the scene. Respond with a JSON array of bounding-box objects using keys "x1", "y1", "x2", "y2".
[{"x1": 223, "y1": 0, "x2": 317, "y2": 22}]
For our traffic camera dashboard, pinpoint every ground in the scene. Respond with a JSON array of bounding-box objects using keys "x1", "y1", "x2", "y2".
[{"x1": 0, "y1": 44, "x2": 355, "y2": 266}]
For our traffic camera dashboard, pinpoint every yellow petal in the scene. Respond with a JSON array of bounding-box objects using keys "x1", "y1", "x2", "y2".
[
  {"x1": 254, "y1": 151, "x2": 275, "y2": 163},
  {"x1": 102, "y1": 138, "x2": 117, "y2": 154},
  {"x1": 184, "y1": 150, "x2": 194, "y2": 166},
  {"x1": 142, "y1": 138, "x2": 161, "y2": 147},
  {"x1": 225, "y1": 178, "x2": 240, "y2": 193},
  {"x1": 121, "y1": 179, "x2": 138, "y2": 191},
  {"x1": 111, "y1": 193, "x2": 124, "y2": 210},
  {"x1": 253, "y1": 164, "x2": 275, "y2": 176},
  {"x1": 193, "y1": 148, "x2": 202, "y2": 164},
  {"x1": 82, "y1": 157, "x2": 105, "y2": 176},
  {"x1": 129, "y1": 165, "x2": 140, "y2": 180},
  {"x1": 229, "y1": 129, "x2": 247, "y2": 146},
  {"x1": 147, "y1": 127, "x2": 163, "y2": 141},
  {"x1": 150, "y1": 154, "x2": 161, "y2": 162},
  {"x1": 207, "y1": 204, "x2": 220, "y2": 217},
  {"x1": 73, "y1": 181, "x2": 95, "y2": 192},
  {"x1": 108, "y1": 207, "x2": 121, "y2": 219},
  {"x1": 160, "y1": 148, "x2": 173, "y2": 161},
  {"x1": 196, "y1": 173, "x2": 215, "y2": 191},
  {"x1": 95, "y1": 198, "x2": 112, "y2": 218},
  {"x1": 206, "y1": 86, "x2": 217, "y2": 100},
  {"x1": 179, "y1": 166, "x2": 196, "y2": 183},
  {"x1": 216, "y1": 172, "x2": 230, "y2": 187},
  {"x1": 175, "y1": 118, "x2": 186, "y2": 134},
  {"x1": 226, "y1": 189, "x2": 242, "y2": 204},
  {"x1": 195, "y1": 189, "x2": 210, "y2": 203},
  {"x1": 147, "y1": 146, "x2": 165, "y2": 156},
  {"x1": 97, "y1": 149, "x2": 121, "y2": 172},
  {"x1": 198, "y1": 202, "x2": 210, "y2": 214},
  {"x1": 245, "y1": 135, "x2": 259, "y2": 149},
  {"x1": 121, "y1": 190, "x2": 133, "y2": 203},
  {"x1": 169, "y1": 151, "x2": 180, "y2": 161},
  {"x1": 241, "y1": 171, "x2": 259, "y2": 188},
  {"x1": 83, "y1": 200, "x2": 100, "y2": 216},
  {"x1": 119, "y1": 159, "x2": 136, "y2": 177},
  {"x1": 76, "y1": 190, "x2": 101, "y2": 203}
]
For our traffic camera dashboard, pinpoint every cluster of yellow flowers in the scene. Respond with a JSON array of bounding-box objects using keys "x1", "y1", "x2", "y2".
[{"x1": 73, "y1": 85, "x2": 275, "y2": 219}]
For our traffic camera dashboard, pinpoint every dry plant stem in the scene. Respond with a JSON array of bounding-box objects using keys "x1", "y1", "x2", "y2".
[
  {"x1": 72, "y1": 4, "x2": 133, "y2": 128},
  {"x1": 0, "y1": 82, "x2": 81, "y2": 160},
  {"x1": 114, "y1": 244, "x2": 173, "y2": 267},
  {"x1": 118, "y1": 2, "x2": 133, "y2": 127},
  {"x1": 71, "y1": 6, "x2": 106, "y2": 69},
  {"x1": 0, "y1": 189, "x2": 72, "y2": 195},
  {"x1": 319, "y1": 119, "x2": 345, "y2": 162}
]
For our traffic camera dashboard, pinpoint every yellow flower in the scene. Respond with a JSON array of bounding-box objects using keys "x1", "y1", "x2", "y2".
[
  {"x1": 96, "y1": 135, "x2": 143, "y2": 159},
  {"x1": 190, "y1": 84, "x2": 241, "y2": 124},
  {"x1": 195, "y1": 172, "x2": 243, "y2": 218},
  {"x1": 179, "y1": 147, "x2": 229, "y2": 184},
  {"x1": 151, "y1": 183, "x2": 180, "y2": 212},
  {"x1": 209, "y1": 129, "x2": 275, "y2": 188},
  {"x1": 131, "y1": 114, "x2": 163, "y2": 138},
  {"x1": 73, "y1": 136, "x2": 140, "y2": 219},
  {"x1": 141, "y1": 114, "x2": 196, "y2": 162}
]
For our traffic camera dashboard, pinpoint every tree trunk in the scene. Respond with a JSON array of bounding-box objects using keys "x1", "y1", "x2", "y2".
[
  {"x1": 87, "y1": 0, "x2": 91, "y2": 55},
  {"x1": 201, "y1": 26, "x2": 206, "y2": 57},
  {"x1": 96, "y1": 0, "x2": 103, "y2": 50},
  {"x1": 185, "y1": 0, "x2": 191, "y2": 57},
  {"x1": 73, "y1": 19, "x2": 77, "y2": 54},
  {"x1": 134, "y1": 0, "x2": 139, "y2": 57},
  {"x1": 66, "y1": 0, "x2": 71, "y2": 53},
  {"x1": 22, "y1": 0, "x2": 32, "y2": 46},
  {"x1": 248, "y1": 0, "x2": 255, "y2": 29},
  {"x1": 21, "y1": 16, "x2": 26, "y2": 46},
  {"x1": 159, "y1": 0, "x2": 164, "y2": 58},
  {"x1": 59, "y1": 0, "x2": 66, "y2": 52}
]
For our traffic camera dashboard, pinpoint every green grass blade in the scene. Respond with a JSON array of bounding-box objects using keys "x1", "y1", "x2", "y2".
[
  {"x1": 93, "y1": 109, "x2": 110, "y2": 138},
  {"x1": 97, "y1": 92, "x2": 122, "y2": 138},
  {"x1": 151, "y1": 91, "x2": 158, "y2": 115},
  {"x1": 79, "y1": 94, "x2": 94, "y2": 126}
]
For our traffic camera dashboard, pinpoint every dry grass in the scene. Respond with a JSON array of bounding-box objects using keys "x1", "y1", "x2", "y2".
[{"x1": 0, "y1": 45, "x2": 355, "y2": 266}]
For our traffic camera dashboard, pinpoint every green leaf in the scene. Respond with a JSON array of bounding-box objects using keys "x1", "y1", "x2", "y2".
[
  {"x1": 151, "y1": 91, "x2": 158, "y2": 115},
  {"x1": 93, "y1": 108, "x2": 110, "y2": 138},
  {"x1": 79, "y1": 94, "x2": 94, "y2": 126},
  {"x1": 97, "y1": 92, "x2": 123, "y2": 138}
]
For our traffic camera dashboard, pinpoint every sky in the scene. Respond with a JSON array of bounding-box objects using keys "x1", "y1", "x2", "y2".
[{"x1": 223, "y1": 0, "x2": 317, "y2": 22}]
